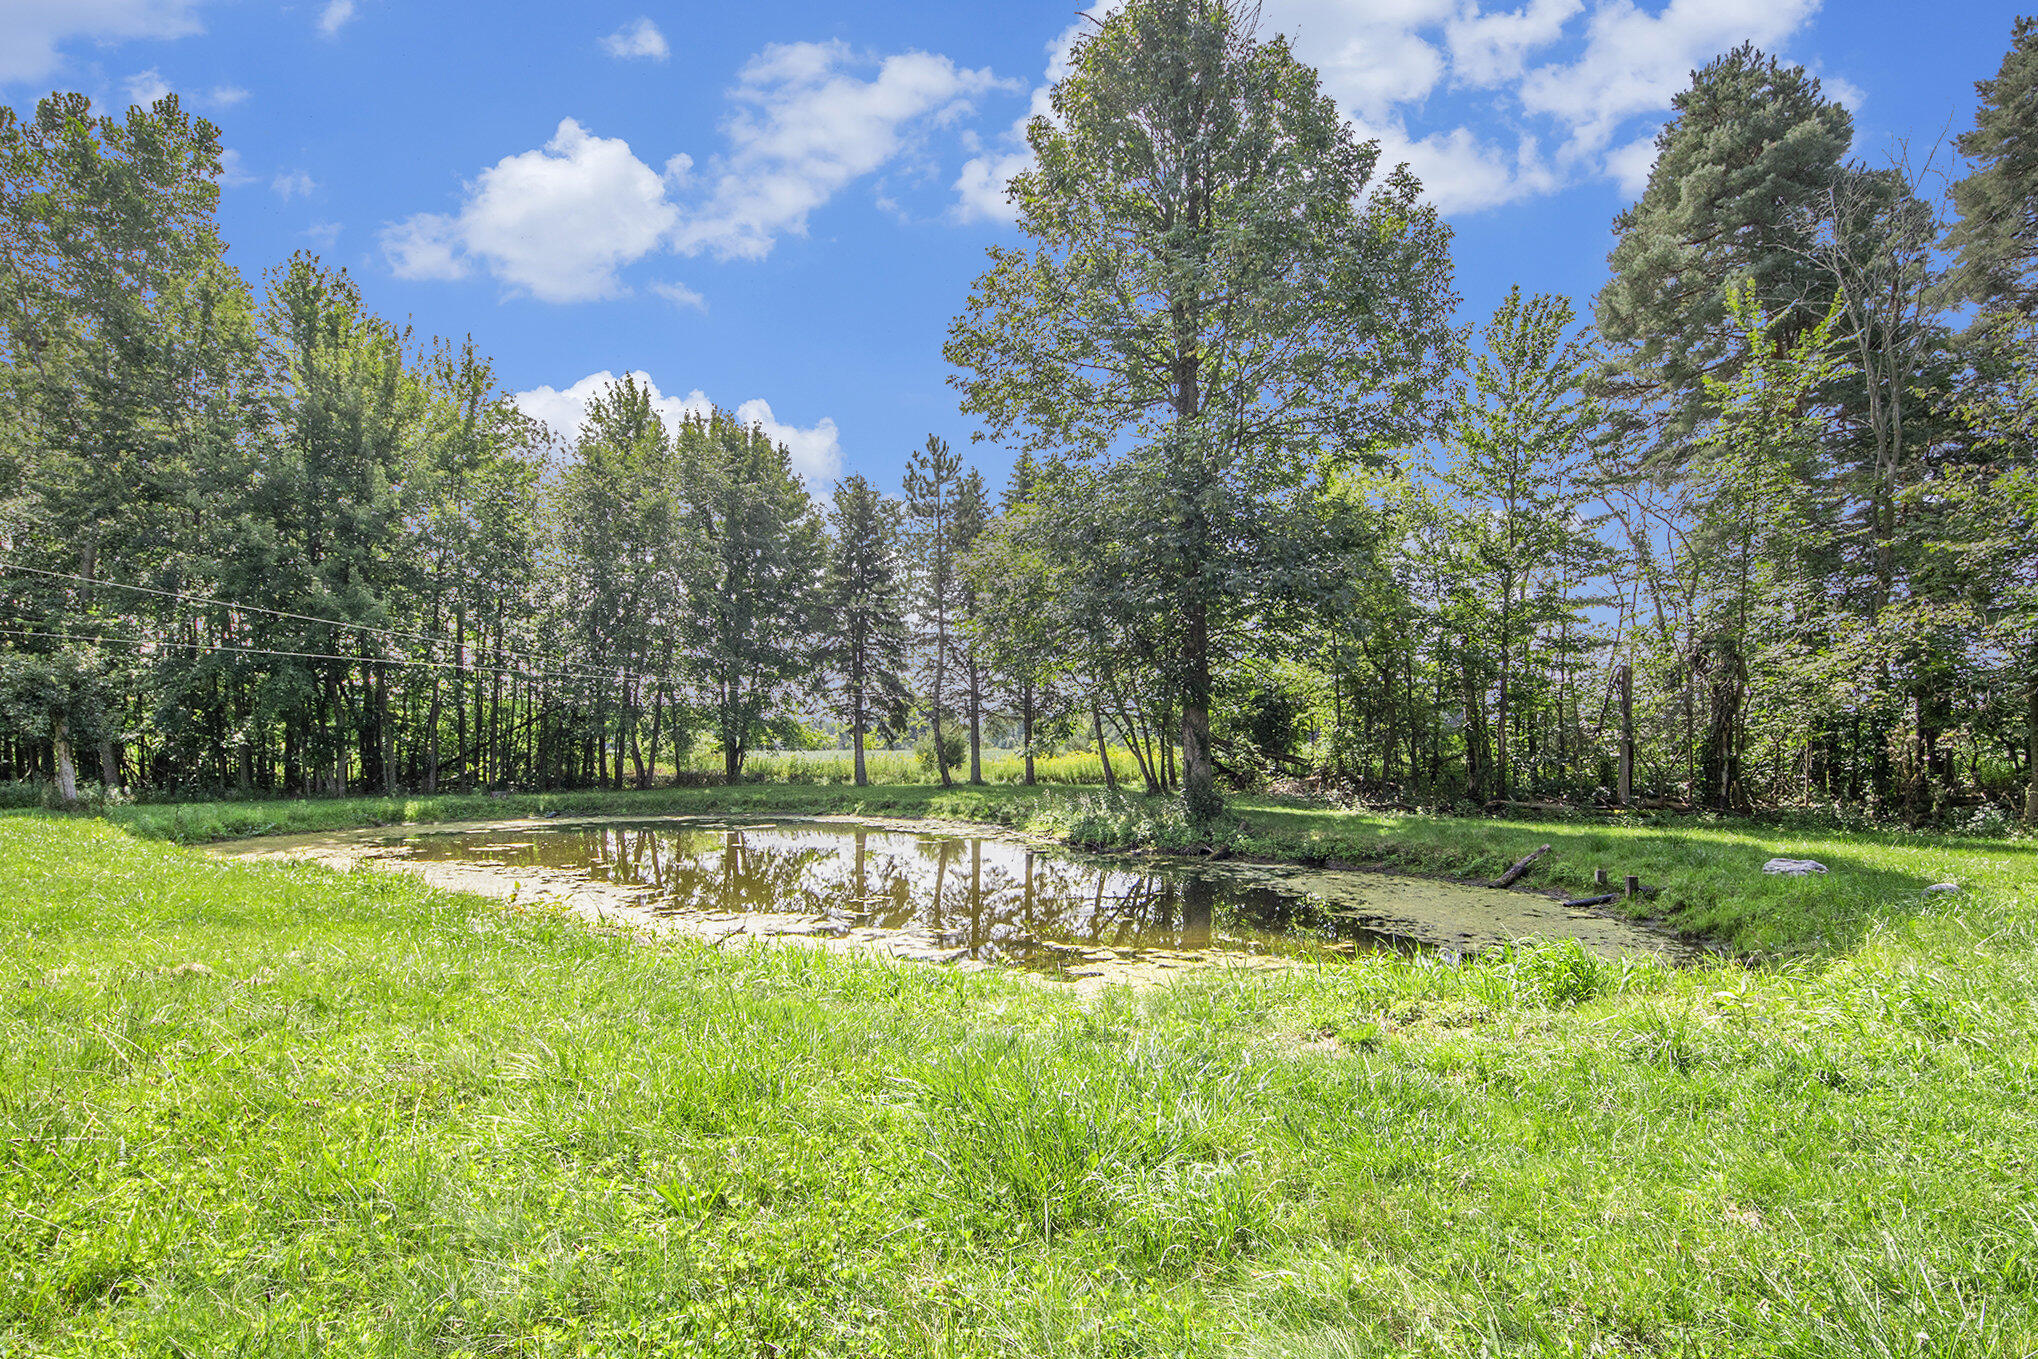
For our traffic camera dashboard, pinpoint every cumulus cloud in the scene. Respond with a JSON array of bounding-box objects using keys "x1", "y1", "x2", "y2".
[
  {"x1": 954, "y1": 0, "x2": 1835, "y2": 219},
  {"x1": 0, "y1": 0, "x2": 208, "y2": 86},
  {"x1": 673, "y1": 40, "x2": 1014, "y2": 260},
  {"x1": 1516, "y1": 0, "x2": 1823, "y2": 160},
  {"x1": 602, "y1": 17, "x2": 668, "y2": 61},
  {"x1": 271, "y1": 169, "x2": 316, "y2": 200},
  {"x1": 216, "y1": 147, "x2": 256, "y2": 187},
  {"x1": 123, "y1": 68, "x2": 171, "y2": 106},
  {"x1": 649, "y1": 280, "x2": 707, "y2": 311},
  {"x1": 318, "y1": 0, "x2": 356, "y2": 38},
  {"x1": 514, "y1": 371, "x2": 841, "y2": 484},
  {"x1": 206, "y1": 83, "x2": 248, "y2": 107},
  {"x1": 385, "y1": 41, "x2": 1012, "y2": 298},
  {"x1": 381, "y1": 119, "x2": 681, "y2": 301}
]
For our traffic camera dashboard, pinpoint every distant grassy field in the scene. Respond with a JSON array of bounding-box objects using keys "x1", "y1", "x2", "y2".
[{"x1": 2, "y1": 810, "x2": 2033, "y2": 1356}]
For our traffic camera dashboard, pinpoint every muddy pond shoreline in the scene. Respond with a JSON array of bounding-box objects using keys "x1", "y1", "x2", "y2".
[{"x1": 206, "y1": 811, "x2": 1697, "y2": 989}]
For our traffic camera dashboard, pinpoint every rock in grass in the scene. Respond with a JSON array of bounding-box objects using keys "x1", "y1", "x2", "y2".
[
  {"x1": 1763, "y1": 858, "x2": 1827, "y2": 876},
  {"x1": 1924, "y1": 882, "x2": 1962, "y2": 895}
]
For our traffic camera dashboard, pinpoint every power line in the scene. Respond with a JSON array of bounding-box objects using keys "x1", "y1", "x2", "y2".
[
  {"x1": 0, "y1": 624, "x2": 682, "y2": 691},
  {"x1": 0, "y1": 560, "x2": 671, "y2": 687}
]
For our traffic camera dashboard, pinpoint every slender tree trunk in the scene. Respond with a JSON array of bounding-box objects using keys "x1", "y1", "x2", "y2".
[
  {"x1": 2025, "y1": 649, "x2": 2038, "y2": 826},
  {"x1": 1021, "y1": 679, "x2": 1036, "y2": 785},
  {"x1": 967, "y1": 650, "x2": 983, "y2": 785},
  {"x1": 1180, "y1": 601, "x2": 1217, "y2": 817},
  {"x1": 52, "y1": 716, "x2": 79, "y2": 804},
  {"x1": 1093, "y1": 703, "x2": 1115, "y2": 792}
]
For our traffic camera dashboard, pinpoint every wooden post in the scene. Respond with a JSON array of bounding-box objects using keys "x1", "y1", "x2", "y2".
[
  {"x1": 1624, "y1": 874, "x2": 1640, "y2": 899},
  {"x1": 1617, "y1": 663, "x2": 1634, "y2": 808},
  {"x1": 1594, "y1": 868, "x2": 1608, "y2": 887}
]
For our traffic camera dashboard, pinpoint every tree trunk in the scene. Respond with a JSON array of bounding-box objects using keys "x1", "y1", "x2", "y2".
[
  {"x1": 967, "y1": 651, "x2": 983, "y2": 785},
  {"x1": 1617, "y1": 662, "x2": 1633, "y2": 807},
  {"x1": 1093, "y1": 703, "x2": 1115, "y2": 792},
  {"x1": 1180, "y1": 600, "x2": 1218, "y2": 819},
  {"x1": 2026, "y1": 655, "x2": 2038, "y2": 826},
  {"x1": 52, "y1": 716, "x2": 79, "y2": 804}
]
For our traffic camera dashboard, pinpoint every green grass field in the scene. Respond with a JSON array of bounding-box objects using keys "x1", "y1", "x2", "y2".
[{"x1": 4, "y1": 789, "x2": 2034, "y2": 1354}]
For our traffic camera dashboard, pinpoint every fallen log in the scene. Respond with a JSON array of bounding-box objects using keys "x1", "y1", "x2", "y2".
[
  {"x1": 1562, "y1": 892, "x2": 1618, "y2": 908},
  {"x1": 1490, "y1": 843, "x2": 1552, "y2": 889}
]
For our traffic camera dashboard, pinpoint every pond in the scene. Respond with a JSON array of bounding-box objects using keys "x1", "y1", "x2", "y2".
[{"x1": 361, "y1": 818, "x2": 1684, "y2": 980}]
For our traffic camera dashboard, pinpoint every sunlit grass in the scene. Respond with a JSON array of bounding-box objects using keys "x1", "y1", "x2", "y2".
[{"x1": 2, "y1": 812, "x2": 2033, "y2": 1355}]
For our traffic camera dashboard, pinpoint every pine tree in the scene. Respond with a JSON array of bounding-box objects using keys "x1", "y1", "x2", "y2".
[
  {"x1": 1947, "y1": 17, "x2": 2038, "y2": 316},
  {"x1": 1597, "y1": 44, "x2": 1852, "y2": 442},
  {"x1": 903, "y1": 435, "x2": 963, "y2": 788}
]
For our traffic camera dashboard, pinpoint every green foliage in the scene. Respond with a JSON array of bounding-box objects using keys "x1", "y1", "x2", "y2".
[{"x1": 1946, "y1": 16, "x2": 2038, "y2": 314}]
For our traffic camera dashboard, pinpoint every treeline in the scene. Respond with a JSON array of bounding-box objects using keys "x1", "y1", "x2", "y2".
[{"x1": 5, "y1": 6, "x2": 2038, "y2": 828}]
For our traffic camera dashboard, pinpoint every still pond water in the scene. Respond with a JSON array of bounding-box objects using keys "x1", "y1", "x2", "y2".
[{"x1": 393, "y1": 819, "x2": 1681, "y2": 978}]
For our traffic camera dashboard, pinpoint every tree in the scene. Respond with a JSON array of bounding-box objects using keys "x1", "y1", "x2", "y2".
[
  {"x1": 950, "y1": 468, "x2": 991, "y2": 784},
  {"x1": 1946, "y1": 17, "x2": 2038, "y2": 316},
  {"x1": 903, "y1": 435, "x2": 963, "y2": 788},
  {"x1": 679, "y1": 411, "x2": 824, "y2": 782},
  {"x1": 0, "y1": 92, "x2": 232, "y2": 798},
  {"x1": 824, "y1": 475, "x2": 912, "y2": 787},
  {"x1": 1597, "y1": 44, "x2": 1852, "y2": 443},
  {"x1": 1440, "y1": 287, "x2": 1603, "y2": 802},
  {"x1": 946, "y1": 0, "x2": 1457, "y2": 820}
]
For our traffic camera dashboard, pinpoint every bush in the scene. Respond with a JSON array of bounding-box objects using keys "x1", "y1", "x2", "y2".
[{"x1": 914, "y1": 723, "x2": 965, "y2": 777}]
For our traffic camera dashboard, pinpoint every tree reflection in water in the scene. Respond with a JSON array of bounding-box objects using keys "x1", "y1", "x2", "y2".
[{"x1": 400, "y1": 821, "x2": 1410, "y2": 970}]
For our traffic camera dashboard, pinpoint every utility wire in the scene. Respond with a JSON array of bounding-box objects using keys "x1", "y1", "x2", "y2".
[
  {"x1": 0, "y1": 624, "x2": 683, "y2": 691},
  {"x1": 0, "y1": 560, "x2": 675, "y2": 688}
]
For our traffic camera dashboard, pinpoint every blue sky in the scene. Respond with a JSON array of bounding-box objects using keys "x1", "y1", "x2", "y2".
[{"x1": 2, "y1": 0, "x2": 2026, "y2": 491}]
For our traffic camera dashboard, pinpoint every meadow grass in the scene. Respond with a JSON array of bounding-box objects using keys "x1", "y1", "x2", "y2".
[{"x1": 2, "y1": 811, "x2": 2034, "y2": 1356}]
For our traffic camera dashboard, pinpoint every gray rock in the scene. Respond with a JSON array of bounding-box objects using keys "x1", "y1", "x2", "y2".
[
  {"x1": 1762, "y1": 858, "x2": 1828, "y2": 876},
  {"x1": 1924, "y1": 882, "x2": 1962, "y2": 895}
]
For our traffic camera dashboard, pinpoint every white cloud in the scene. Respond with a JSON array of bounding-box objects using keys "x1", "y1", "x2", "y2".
[
  {"x1": 387, "y1": 41, "x2": 1012, "y2": 297},
  {"x1": 673, "y1": 39, "x2": 1015, "y2": 260},
  {"x1": 206, "y1": 83, "x2": 248, "y2": 107},
  {"x1": 514, "y1": 371, "x2": 841, "y2": 484},
  {"x1": 381, "y1": 212, "x2": 466, "y2": 280},
  {"x1": 1446, "y1": 0, "x2": 1583, "y2": 86},
  {"x1": 601, "y1": 17, "x2": 668, "y2": 61},
  {"x1": 304, "y1": 221, "x2": 342, "y2": 250},
  {"x1": 649, "y1": 280, "x2": 707, "y2": 311},
  {"x1": 1516, "y1": 0, "x2": 1822, "y2": 161},
  {"x1": 955, "y1": 0, "x2": 1836, "y2": 219},
  {"x1": 271, "y1": 169, "x2": 316, "y2": 200},
  {"x1": 0, "y1": 0, "x2": 207, "y2": 86},
  {"x1": 1605, "y1": 131, "x2": 1658, "y2": 197},
  {"x1": 735, "y1": 397, "x2": 841, "y2": 484},
  {"x1": 216, "y1": 147, "x2": 256, "y2": 186},
  {"x1": 318, "y1": 0, "x2": 355, "y2": 38},
  {"x1": 381, "y1": 118, "x2": 681, "y2": 301},
  {"x1": 123, "y1": 68, "x2": 171, "y2": 105}
]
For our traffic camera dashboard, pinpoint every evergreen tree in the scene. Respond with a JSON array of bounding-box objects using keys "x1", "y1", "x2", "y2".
[
  {"x1": 1947, "y1": 17, "x2": 2038, "y2": 316},
  {"x1": 1597, "y1": 44, "x2": 1852, "y2": 443},
  {"x1": 824, "y1": 476, "x2": 912, "y2": 787},
  {"x1": 903, "y1": 435, "x2": 963, "y2": 788}
]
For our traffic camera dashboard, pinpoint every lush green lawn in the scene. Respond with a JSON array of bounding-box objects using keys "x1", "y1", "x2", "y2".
[{"x1": 3, "y1": 803, "x2": 2035, "y2": 1355}]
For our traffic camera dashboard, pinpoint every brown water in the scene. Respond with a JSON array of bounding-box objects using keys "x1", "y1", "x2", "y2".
[{"x1": 379, "y1": 819, "x2": 1683, "y2": 977}]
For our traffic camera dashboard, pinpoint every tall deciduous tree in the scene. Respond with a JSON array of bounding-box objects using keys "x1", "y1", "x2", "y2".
[
  {"x1": 680, "y1": 411, "x2": 824, "y2": 783},
  {"x1": 947, "y1": 0, "x2": 1456, "y2": 820},
  {"x1": 824, "y1": 475, "x2": 912, "y2": 787}
]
